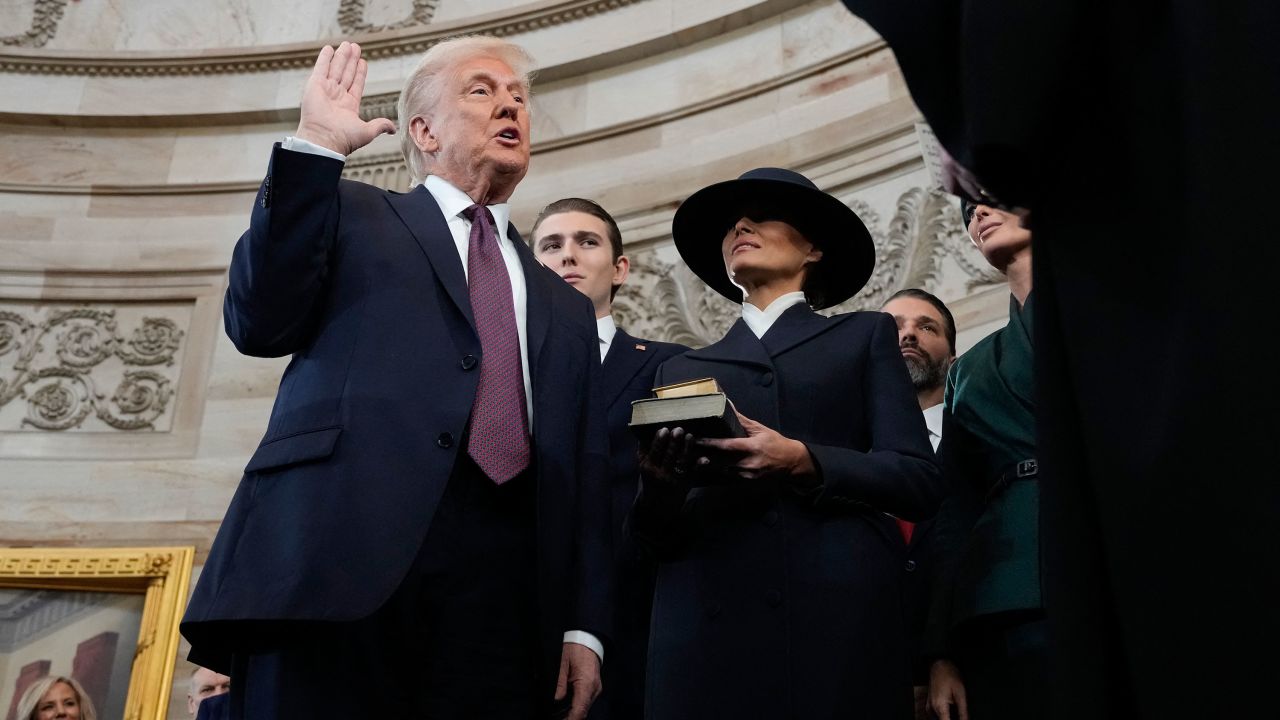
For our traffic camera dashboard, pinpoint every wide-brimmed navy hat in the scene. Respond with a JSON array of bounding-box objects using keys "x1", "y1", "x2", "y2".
[{"x1": 671, "y1": 167, "x2": 875, "y2": 310}]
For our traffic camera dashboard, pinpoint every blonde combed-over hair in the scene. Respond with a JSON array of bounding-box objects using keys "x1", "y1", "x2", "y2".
[
  {"x1": 397, "y1": 36, "x2": 536, "y2": 187},
  {"x1": 16, "y1": 676, "x2": 99, "y2": 720}
]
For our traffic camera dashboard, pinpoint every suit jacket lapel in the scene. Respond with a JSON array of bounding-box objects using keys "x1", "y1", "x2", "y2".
[
  {"x1": 759, "y1": 304, "x2": 842, "y2": 358},
  {"x1": 686, "y1": 318, "x2": 775, "y2": 372},
  {"x1": 602, "y1": 328, "x2": 654, "y2": 408},
  {"x1": 385, "y1": 187, "x2": 475, "y2": 329},
  {"x1": 513, "y1": 233, "x2": 551, "y2": 383}
]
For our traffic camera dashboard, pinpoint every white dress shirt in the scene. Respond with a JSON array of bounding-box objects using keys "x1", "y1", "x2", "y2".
[
  {"x1": 596, "y1": 315, "x2": 618, "y2": 362},
  {"x1": 922, "y1": 402, "x2": 943, "y2": 452},
  {"x1": 742, "y1": 291, "x2": 809, "y2": 338},
  {"x1": 281, "y1": 137, "x2": 602, "y2": 663}
]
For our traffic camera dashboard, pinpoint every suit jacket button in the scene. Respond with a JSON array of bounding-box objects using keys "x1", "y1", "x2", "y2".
[
  {"x1": 765, "y1": 589, "x2": 782, "y2": 608},
  {"x1": 436, "y1": 432, "x2": 454, "y2": 448},
  {"x1": 763, "y1": 509, "x2": 779, "y2": 526},
  {"x1": 760, "y1": 371, "x2": 774, "y2": 387},
  {"x1": 460, "y1": 354, "x2": 477, "y2": 371},
  {"x1": 707, "y1": 603, "x2": 722, "y2": 618},
  {"x1": 905, "y1": 560, "x2": 918, "y2": 572}
]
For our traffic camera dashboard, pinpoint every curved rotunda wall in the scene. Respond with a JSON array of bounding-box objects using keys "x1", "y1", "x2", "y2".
[{"x1": 0, "y1": 2, "x2": 1009, "y2": 717}]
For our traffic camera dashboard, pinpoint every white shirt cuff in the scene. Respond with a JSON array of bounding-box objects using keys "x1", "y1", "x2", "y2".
[
  {"x1": 282, "y1": 136, "x2": 347, "y2": 162},
  {"x1": 562, "y1": 630, "x2": 604, "y2": 664}
]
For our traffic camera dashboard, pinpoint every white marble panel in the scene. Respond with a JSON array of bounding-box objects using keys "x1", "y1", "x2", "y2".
[
  {"x1": 0, "y1": 74, "x2": 87, "y2": 117},
  {"x1": 0, "y1": 128, "x2": 176, "y2": 187},
  {"x1": 517, "y1": 0, "x2": 675, "y2": 70},
  {"x1": 779, "y1": 1, "x2": 882, "y2": 72},
  {"x1": 44, "y1": 0, "x2": 342, "y2": 51},
  {"x1": 168, "y1": 126, "x2": 292, "y2": 185},
  {"x1": 580, "y1": 18, "x2": 785, "y2": 131},
  {"x1": 433, "y1": 0, "x2": 537, "y2": 24},
  {"x1": 78, "y1": 73, "x2": 285, "y2": 118}
]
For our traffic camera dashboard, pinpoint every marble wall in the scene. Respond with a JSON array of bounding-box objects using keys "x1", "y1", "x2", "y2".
[{"x1": 0, "y1": 1, "x2": 1010, "y2": 716}]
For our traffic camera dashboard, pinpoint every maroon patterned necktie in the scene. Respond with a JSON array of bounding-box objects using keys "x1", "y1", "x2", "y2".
[{"x1": 461, "y1": 204, "x2": 531, "y2": 484}]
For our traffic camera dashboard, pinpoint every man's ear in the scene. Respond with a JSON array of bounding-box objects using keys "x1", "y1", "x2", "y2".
[
  {"x1": 612, "y1": 255, "x2": 631, "y2": 289},
  {"x1": 806, "y1": 248, "x2": 824, "y2": 265},
  {"x1": 408, "y1": 115, "x2": 439, "y2": 154}
]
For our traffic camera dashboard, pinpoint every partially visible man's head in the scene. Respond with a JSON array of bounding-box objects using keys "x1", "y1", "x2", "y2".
[
  {"x1": 187, "y1": 666, "x2": 231, "y2": 717},
  {"x1": 881, "y1": 288, "x2": 956, "y2": 393},
  {"x1": 399, "y1": 36, "x2": 536, "y2": 194},
  {"x1": 531, "y1": 198, "x2": 628, "y2": 317}
]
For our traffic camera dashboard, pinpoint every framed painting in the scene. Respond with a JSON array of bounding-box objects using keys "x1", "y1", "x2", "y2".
[{"x1": 0, "y1": 547, "x2": 193, "y2": 720}]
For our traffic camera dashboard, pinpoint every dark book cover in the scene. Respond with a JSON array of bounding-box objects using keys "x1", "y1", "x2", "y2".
[{"x1": 628, "y1": 391, "x2": 746, "y2": 444}]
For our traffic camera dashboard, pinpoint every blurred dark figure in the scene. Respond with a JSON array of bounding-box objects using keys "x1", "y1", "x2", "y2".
[
  {"x1": 838, "y1": 2, "x2": 1279, "y2": 718},
  {"x1": 194, "y1": 693, "x2": 229, "y2": 720}
]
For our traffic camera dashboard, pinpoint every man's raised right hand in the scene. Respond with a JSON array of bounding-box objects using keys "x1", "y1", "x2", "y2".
[{"x1": 295, "y1": 41, "x2": 397, "y2": 156}]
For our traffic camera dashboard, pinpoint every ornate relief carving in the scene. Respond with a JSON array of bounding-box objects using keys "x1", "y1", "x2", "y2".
[
  {"x1": 0, "y1": 0, "x2": 67, "y2": 49},
  {"x1": 359, "y1": 94, "x2": 401, "y2": 124},
  {"x1": 614, "y1": 260, "x2": 738, "y2": 349},
  {"x1": 0, "y1": 307, "x2": 184, "y2": 432},
  {"x1": 0, "y1": 0, "x2": 647, "y2": 76},
  {"x1": 343, "y1": 152, "x2": 411, "y2": 192},
  {"x1": 827, "y1": 187, "x2": 1004, "y2": 315},
  {"x1": 614, "y1": 186, "x2": 1003, "y2": 347},
  {"x1": 338, "y1": 0, "x2": 440, "y2": 35}
]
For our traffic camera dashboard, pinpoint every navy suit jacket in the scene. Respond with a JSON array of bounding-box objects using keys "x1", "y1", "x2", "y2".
[
  {"x1": 182, "y1": 146, "x2": 612, "y2": 674},
  {"x1": 592, "y1": 328, "x2": 686, "y2": 720},
  {"x1": 632, "y1": 306, "x2": 941, "y2": 719},
  {"x1": 600, "y1": 329, "x2": 688, "y2": 553}
]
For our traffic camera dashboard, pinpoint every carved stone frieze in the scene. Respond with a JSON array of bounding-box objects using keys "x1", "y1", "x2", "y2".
[
  {"x1": 0, "y1": 0, "x2": 67, "y2": 49},
  {"x1": 613, "y1": 260, "x2": 739, "y2": 349},
  {"x1": 0, "y1": 305, "x2": 185, "y2": 432},
  {"x1": 614, "y1": 186, "x2": 1003, "y2": 347},
  {"x1": 338, "y1": 0, "x2": 440, "y2": 35},
  {"x1": 828, "y1": 187, "x2": 1004, "y2": 314},
  {"x1": 343, "y1": 152, "x2": 412, "y2": 192}
]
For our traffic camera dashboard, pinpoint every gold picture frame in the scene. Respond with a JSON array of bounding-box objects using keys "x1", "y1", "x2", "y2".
[{"x1": 0, "y1": 546, "x2": 194, "y2": 720}]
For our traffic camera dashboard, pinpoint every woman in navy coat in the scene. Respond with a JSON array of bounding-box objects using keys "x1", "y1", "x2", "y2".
[{"x1": 632, "y1": 168, "x2": 943, "y2": 719}]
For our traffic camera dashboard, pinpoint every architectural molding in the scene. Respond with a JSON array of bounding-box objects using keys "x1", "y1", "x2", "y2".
[
  {"x1": 0, "y1": 0, "x2": 649, "y2": 77},
  {"x1": 0, "y1": 549, "x2": 178, "y2": 578},
  {"x1": 0, "y1": 39, "x2": 892, "y2": 195},
  {"x1": 357, "y1": 39, "x2": 886, "y2": 136}
]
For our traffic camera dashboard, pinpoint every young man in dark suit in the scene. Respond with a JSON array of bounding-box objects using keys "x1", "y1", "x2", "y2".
[
  {"x1": 532, "y1": 198, "x2": 687, "y2": 720},
  {"x1": 181, "y1": 38, "x2": 610, "y2": 720}
]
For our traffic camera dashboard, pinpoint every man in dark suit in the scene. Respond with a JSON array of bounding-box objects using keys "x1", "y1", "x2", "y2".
[
  {"x1": 531, "y1": 198, "x2": 688, "y2": 720},
  {"x1": 181, "y1": 37, "x2": 610, "y2": 720},
  {"x1": 881, "y1": 288, "x2": 956, "y2": 718},
  {"x1": 837, "y1": 3, "x2": 1280, "y2": 718}
]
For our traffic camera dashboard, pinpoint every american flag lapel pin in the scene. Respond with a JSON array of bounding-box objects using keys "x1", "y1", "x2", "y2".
[{"x1": 635, "y1": 344, "x2": 646, "y2": 351}]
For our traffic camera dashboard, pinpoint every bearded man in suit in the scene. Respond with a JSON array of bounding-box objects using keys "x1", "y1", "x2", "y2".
[
  {"x1": 531, "y1": 198, "x2": 688, "y2": 720},
  {"x1": 182, "y1": 37, "x2": 610, "y2": 720}
]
